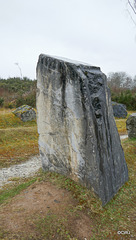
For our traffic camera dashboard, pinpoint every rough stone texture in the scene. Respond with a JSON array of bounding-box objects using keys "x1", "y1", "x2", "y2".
[
  {"x1": 36, "y1": 54, "x2": 128, "y2": 205},
  {"x1": 12, "y1": 105, "x2": 36, "y2": 122},
  {"x1": 126, "y1": 113, "x2": 136, "y2": 138},
  {"x1": 111, "y1": 101, "x2": 127, "y2": 118}
]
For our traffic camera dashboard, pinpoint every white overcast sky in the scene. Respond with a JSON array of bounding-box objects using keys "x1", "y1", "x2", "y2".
[{"x1": 0, "y1": 0, "x2": 136, "y2": 79}]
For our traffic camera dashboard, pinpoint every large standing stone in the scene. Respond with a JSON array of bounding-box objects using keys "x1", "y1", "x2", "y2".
[
  {"x1": 111, "y1": 101, "x2": 127, "y2": 118},
  {"x1": 36, "y1": 54, "x2": 128, "y2": 205},
  {"x1": 126, "y1": 113, "x2": 136, "y2": 138}
]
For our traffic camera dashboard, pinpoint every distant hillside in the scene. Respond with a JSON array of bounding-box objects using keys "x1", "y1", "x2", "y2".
[{"x1": 0, "y1": 77, "x2": 36, "y2": 108}]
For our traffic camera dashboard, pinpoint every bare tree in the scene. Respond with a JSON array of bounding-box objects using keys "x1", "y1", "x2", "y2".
[
  {"x1": 132, "y1": 75, "x2": 136, "y2": 88},
  {"x1": 14, "y1": 63, "x2": 23, "y2": 79},
  {"x1": 128, "y1": 0, "x2": 136, "y2": 14},
  {"x1": 127, "y1": 0, "x2": 136, "y2": 26},
  {"x1": 107, "y1": 72, "x2": 133, "y2": 89}
]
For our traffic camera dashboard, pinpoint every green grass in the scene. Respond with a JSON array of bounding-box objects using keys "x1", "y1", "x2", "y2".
[
  {"x1": 35, "y1": 214, "x2": 72, "y2": 240},
  {"x1": 0, "y1": 126, "x2": 39, "y2": 168},
  {"x1": 0, "y1": 178, "x2": 37, "y2": 205},
  {"x1": 115, "y1": 118, "x2": 127, "y2": 135}
]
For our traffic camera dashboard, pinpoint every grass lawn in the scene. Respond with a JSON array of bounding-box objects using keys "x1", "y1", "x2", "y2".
[
  {"x1": 0, "y1": 108, "x2": 37, "y2": 128},
  {"x1": 0, "y1": 109, "x2": 39, "y2": 168}
]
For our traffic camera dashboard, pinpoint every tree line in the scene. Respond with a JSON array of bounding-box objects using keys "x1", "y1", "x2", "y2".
[
  {"x1": 0, "y1": 77, "x2": 36, "y2": 108},
  {"x1": 0, "y1": 74, "x2": 136, "y2": 111},
  {"x1": 107, "y1": 72, "x2": 136, "y2": 110}
]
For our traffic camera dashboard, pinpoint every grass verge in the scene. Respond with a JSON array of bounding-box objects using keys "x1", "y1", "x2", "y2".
[
  {"x1": 0, "y1": 178, "x2": 37, "y2": 205},
  {"x1": 0, "y1": 126, "x2": 39, "y2": 168},
  {"x1": 0, "y1": 108, "x2": 38, "y2": 168}
]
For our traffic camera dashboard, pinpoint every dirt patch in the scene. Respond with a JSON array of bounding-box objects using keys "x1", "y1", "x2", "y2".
[
  {"x1": 0, "y1": 181, "x2": 93, "y2": 239},
  {"x1": 68, "y1": 213, "x2": 92, "y2": 240}
]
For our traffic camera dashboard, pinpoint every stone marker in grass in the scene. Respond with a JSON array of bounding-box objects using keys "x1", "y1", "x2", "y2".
[
  {"x1": 12, "y1": 105, "x2": 36, "y2": 122},
  {"x1": 111, "y1": 101, "x2": 127, "y2": 118},
  {"x1": 126, "y1": 113, "x2": 136, "y2": 138},
  {"x1": 36, "y1": 54, "x2": 128, "y2": 205}
]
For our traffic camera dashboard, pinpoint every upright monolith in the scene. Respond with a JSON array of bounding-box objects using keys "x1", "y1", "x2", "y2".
[{"x1": 36, "y1": 54, "x2": 128, "y2": 205}]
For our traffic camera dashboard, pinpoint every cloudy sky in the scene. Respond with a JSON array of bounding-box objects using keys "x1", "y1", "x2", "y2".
[{"x1": 0, "y1": 0, "x2": 136, "y2": 79}]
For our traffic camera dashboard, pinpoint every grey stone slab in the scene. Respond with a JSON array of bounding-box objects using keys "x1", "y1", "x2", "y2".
[
  {"x1": 112, "y1": 101, "x2": 127, "y2": 118},
  {"x1": 36, "y1": 54, "x2": 128, "y2": 206}
]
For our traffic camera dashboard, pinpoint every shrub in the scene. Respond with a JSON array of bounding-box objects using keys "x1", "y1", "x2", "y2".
[
  {"x1": 16, "y1": 97, "x2": 25, "y2": 108},
  {"x1": 4, "y1": 102, "x2": 14, "y2": 109},
  {"x1": 111, "y1": 90, "x2": 136, "y2": 110},
  {"x1": 16, "y1": 91, "x2": 36, "y2": 108},
  {"x1": 25, "y1": 91, "x2": 36, "y2": 108},
  {"x1": 0, "y1": 97, "x2": 4, "y2": 107},
  {"x1": 8, "y1": 103, "x2": 14, "y2": 109}
]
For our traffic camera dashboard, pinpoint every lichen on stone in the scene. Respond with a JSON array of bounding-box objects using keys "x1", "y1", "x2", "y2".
[{"x1": 12, "y1": 105, "x2": 36, "y2": 122}]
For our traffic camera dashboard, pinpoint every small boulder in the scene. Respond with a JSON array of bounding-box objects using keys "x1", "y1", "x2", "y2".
[
  {"x1": 12, "y1": 105, "x2": 36, "y2": 122},
  {"x1": 126, "y1": 113, "x2": 136, "y2": 138},
  {"x1": 112, "y1": 101, "x2": 127, "y2": 118}
]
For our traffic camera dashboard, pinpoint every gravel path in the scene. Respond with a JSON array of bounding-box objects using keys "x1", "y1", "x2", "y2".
[
  {"x1": 0, "y1": 155, "x2": 42, "y2": 188},
  {"x1": 120, "y1": 134, "x2": 128, "y2": 140}
]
